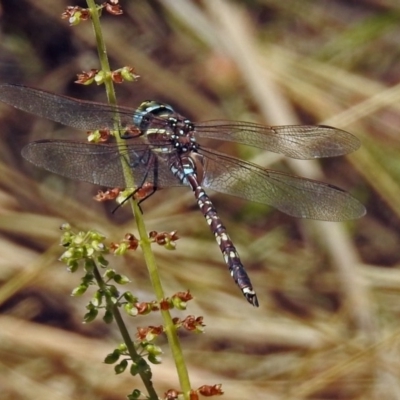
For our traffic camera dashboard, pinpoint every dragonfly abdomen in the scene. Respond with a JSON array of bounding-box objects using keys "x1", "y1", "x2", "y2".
[
  {"x1": 193, "y1": 185, "x2": 259, "y2": 306},
  {"x1": 169, "y1": 152, "x2": 258, "y2": 306}
]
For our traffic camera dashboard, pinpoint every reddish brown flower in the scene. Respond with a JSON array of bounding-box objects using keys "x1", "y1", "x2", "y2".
[
  {"x1": 136, "y1": 325, "x2": 163, "y2": 341},
  {"x1": 149, "y1": 301, "x2": 160, "y2": 312},
  {"x1": 110, "y1": 232, "x2": 139, "y2": 254},
  {"x1": 172, "y1": 290, "x2": 193, "y2": 308},
  {"x1": 164, "y1": 389, "x2": 180, "y2": 400},
  {"x1": 197, "y1": 384, "x2": 224, "y2": 397},
  {"x1": 94, "y1": 188, "x2": 121, "y2": 202},
  {"x1": 123, "y1": 233, "x2": 139, "y2": 250},
  {"x1": 111, "y1": 66, "x2": 139, "y2": 83},
  {"x1": 149, "y1": 230, "x2": 179, "y2": 249},
  {"x1": 181, "y1": 315, "x2": 205, "y2": 332},
  {"x1": 110, "y1": 70, "x2": 124, "y2": 83},
  {"x1": 61, "y1": 6, "x2": 90, "y2": 25},
  {"x1": 159, "y1": 298, "x2": 172, "y2": 310},
  {"x1": 174, "y1": 291, "x2": 193, "y2": 302},
  {"x1": 189, "y1": 391, "x2": 199, "y2": 400},
  {"x1": 87, "y1": 129, "x2": 112, "y2": 143},
  {"x1": 134, "y1": 182, "x2": 155, "y2": 201},
  {"x1": 135, "y1": 302, "x2": 151, "y2": 315},
  {"x1": 105, "y1": 2, "x2": 123, "y2": 15},
  {"x1": 75, "y1": 69, "x2": 99, "y2": 85},
  {"x1": 121, "y1": 125, "x2": 141, "y2": 138}
]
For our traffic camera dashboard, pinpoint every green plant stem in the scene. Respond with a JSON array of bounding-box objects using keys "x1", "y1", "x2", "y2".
[
  {"x1": 86, "y1": 1, "x2": 116, "y2": 106},
  {"x1": 92, "y1": 265, "x2": 158, "y2": 399},
  {"x1": 86, "y1": 1, "x2": 192, "y2": 398},
  {"x1": 133, "y1": 201, "x2": 192, "y2": 398}
]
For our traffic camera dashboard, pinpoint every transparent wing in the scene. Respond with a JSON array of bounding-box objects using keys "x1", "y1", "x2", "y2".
[
  {"x1": 0, "y1": 85, "x2": 361, "y2": 160},
  {"x1": 199, "y1": 148, "x2": 366, "y2": 221},
  {"x1": 21, "y1": 140, "x2": 186, "y2": 188},
  {"x1": 0, "y1": 84, "x2": 141, "y2": 131},
  {"x1": 21, "y1": 140, "x2": 366, "y2": 220},
  {"x1": 195, "y1": 120, "x2": 360, "y2": 159}
]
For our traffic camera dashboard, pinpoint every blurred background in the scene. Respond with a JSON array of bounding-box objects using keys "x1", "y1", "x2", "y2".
[{"x1": 0, "y1": 0, "x2": 399, "y2": 399}]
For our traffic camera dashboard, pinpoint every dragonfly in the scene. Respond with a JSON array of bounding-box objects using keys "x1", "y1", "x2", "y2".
[{"x1": 0, "y1": 84, "x2": 366, "y2": 306}]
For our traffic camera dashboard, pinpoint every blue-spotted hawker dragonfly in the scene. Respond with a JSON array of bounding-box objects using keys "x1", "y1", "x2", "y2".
[{"x1": 0, "y1": 84, "x2": 366, "y2": 306}]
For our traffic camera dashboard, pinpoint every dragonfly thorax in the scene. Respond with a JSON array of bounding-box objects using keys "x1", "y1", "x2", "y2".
[
  {"x1": 166, "y1": 117, "x2": 197, "y2": 153},
  {"x1": 135, "y1": 100, "x2": 199, "y2": 153}
]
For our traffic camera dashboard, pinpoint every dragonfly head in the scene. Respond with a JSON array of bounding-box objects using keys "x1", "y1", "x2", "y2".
[{"x1": 133, "y1": 100, "x2": 174, "y2": 131}]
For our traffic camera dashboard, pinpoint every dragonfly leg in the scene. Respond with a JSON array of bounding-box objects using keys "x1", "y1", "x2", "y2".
[{"x1": 112, "y1": 151, "x2": 160, "y2": 213}]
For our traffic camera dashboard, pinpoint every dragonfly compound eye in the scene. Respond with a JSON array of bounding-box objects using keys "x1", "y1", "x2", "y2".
[{"x1": 133, "y1": 100, "x2": 175, "y2": 130}]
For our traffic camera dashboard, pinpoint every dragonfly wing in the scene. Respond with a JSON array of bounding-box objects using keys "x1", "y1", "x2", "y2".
[
  {"x1": 0, "y1": 84, "x2": 139, "y2": 131},
  {"x1": 22, "y1": 140, "x2": 186, "y2": 189},
  {"x1": 200, "y1": 148, "x2": 366, "y2": 221},
  {"x1": 195, "y1": 121, "x2": 360, "y2": 159}
]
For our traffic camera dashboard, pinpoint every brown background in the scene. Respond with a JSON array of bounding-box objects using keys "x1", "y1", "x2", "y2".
[{"x1": 0, "y1": 0, "x2": 399, "y2": 399}]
